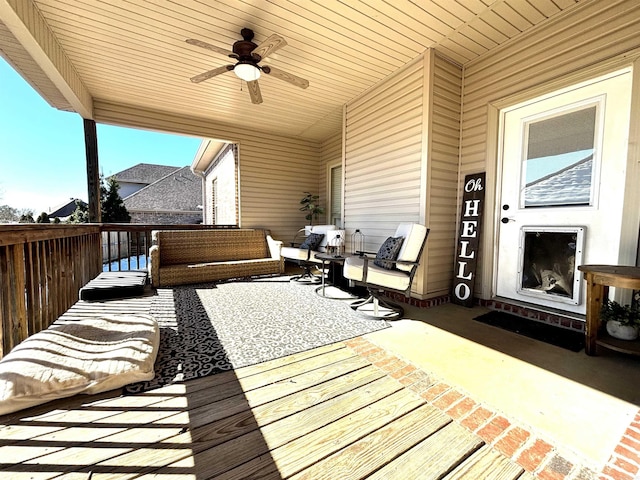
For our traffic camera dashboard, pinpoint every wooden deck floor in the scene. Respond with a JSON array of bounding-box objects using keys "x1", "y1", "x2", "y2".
[{"x1": 0, "y1": 338, "x2": 532, "y2": 480}]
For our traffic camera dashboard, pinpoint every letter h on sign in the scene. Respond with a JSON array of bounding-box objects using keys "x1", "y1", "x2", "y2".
[{"x1": 452, "y1": 173, "x2": 485, "y2": 307}]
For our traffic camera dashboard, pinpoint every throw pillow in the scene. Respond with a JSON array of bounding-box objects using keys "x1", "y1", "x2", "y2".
[
  {"x1": 300, "y1": 233, "x2": 324, "y2": 250},
  {"x1": 374, "y1": 236, "x2": 404, "y2": 270}
]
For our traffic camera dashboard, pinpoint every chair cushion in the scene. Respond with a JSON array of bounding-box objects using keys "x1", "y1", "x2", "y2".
[
  {"x1": 300, "y1": 233, "x2": 324, "y2": 250},
  {"x1": 344, "y1": 256, "x2": 411, "y2": 292},
  {"x1": 395, "y1": 223, "x2": 429, "y2": 273},
  {"x1": 374, "y1": 236, "x2": 404, "y2": 270}
]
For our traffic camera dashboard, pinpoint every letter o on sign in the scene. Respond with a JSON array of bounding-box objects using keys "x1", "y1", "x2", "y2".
[
  {"x1": 454, "y1": 283, "x2": 471, "y2": 301},
  {"x1": 465, "y1": 178, "x2": 483, "y2": 193}
]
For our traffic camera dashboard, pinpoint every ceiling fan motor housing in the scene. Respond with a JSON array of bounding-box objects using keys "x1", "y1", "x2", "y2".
[{"x1": 233, "y1": 28, "x2": 261, "y2": 63}]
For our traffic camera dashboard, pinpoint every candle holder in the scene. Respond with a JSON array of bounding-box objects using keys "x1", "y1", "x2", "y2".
[
  {"x1": 326, "y1": 230, "x2": 346, "y2": 257},
  {"x1": 351, "y1": 229, "x2": 365, "y2": 256}
]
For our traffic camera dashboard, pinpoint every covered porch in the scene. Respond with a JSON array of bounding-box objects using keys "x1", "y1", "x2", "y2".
[
  {"x1": 2, "y1": 1, "x2": 640, "y2": 479},
  {"x1": 0, "y1": 279, "x2": 638, "y2": 479}
]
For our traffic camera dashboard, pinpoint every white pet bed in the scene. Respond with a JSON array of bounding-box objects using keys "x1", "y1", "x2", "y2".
[{"x1": 0, "y1": 314, "x2": 159, "y2": 416}]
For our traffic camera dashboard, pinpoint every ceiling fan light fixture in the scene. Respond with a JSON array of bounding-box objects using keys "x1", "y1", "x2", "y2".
[{"x1": 234, "y1": 62, "x2": 261, "y2": 81}]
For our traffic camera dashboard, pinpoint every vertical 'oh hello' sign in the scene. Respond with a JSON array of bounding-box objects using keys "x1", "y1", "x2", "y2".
[{"x1": 452, "y1": 172, "x2": 485, "y2": 307}]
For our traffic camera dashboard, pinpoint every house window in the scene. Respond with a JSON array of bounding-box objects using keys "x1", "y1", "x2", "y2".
[{"x1": 330, "y1": 164, "x2": 342, "y2": 227}]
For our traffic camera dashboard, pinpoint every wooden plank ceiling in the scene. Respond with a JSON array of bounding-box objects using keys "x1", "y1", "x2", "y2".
[{"x1": 0, "y1": 0, "x2": 582, "y2": 142}]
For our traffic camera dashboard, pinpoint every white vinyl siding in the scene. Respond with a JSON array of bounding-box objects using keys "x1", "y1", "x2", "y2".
[{"x1": 459, "y1": 0, "x2": 640, "y2": 298}]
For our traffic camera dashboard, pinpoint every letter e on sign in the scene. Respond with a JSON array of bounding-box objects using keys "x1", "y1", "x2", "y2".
[{"x1": 452, "y1": 173, "x2": 485, "y2": 307}]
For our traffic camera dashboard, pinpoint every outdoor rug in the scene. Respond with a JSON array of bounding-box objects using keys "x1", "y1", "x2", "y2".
[
  {"x1": 124, "y1": 277, "x2": 389, "y2": 393},
  {"x1": 474, "y1": 310, "x2": 585, "y2": 352}
]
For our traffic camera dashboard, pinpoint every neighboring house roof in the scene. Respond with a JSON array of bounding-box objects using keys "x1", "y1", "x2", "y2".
[
  {"x1": 110, "y1": 163, "x2": 181, "y2": 185},
  {"x1": 524, "y1": 155, "x2": 593, "y2": 207},
  {"x1": 123, "y1": 166, "x2": 201, "y2": 211},
  {"x1": 48, "y1": 198, "x2": 86, "y2": 218}
]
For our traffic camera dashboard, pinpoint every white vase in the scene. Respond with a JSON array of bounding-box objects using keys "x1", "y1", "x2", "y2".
[{"x1": 606, "y1": 320, "x2": 639, "y2": 341}]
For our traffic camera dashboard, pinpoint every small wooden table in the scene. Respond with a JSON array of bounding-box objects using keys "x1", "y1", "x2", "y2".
[{"x1": 578, "y1": 264, "x2": 640, "y2": 356}]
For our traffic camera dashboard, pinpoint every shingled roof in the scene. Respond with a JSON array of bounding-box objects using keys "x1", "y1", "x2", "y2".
[
  {"x1": 123, "y1": 166, "x2": 201, "y2": 211},
  {"x1": 111, "y1": 163, "x2": 181, "y2": 185}
]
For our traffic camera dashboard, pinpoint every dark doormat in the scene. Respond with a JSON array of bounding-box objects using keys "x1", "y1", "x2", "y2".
[{"x1": 474, "y1": 310, "x2": 585, "y2": 352}]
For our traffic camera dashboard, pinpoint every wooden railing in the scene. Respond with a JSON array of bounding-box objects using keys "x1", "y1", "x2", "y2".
[
  {"x1": 0, "y1": 225, "x2": 101, "y2": 358},
  {"x1": 0, "y1": 223, "x2": 237, "y2": 359}
]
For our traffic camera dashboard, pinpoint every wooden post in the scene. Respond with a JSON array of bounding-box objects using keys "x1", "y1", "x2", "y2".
[{"x1": 84, "y1": 119, "x2": 101, "y2": 223}]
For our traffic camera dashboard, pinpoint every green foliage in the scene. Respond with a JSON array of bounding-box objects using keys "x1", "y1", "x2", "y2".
[
  {"x1": 36, "y1": 212, "x2": 50, "y2": 223},
  {"x1": 600, "y1": 298, "x2": 640, "y2": 327},
  {"x1": 67, "y1": 200, "x2": 89, "y2": 224},
  {"x1": 299, "y1": 192, "x2": 324, "y2": 226},
  {"x1": 101, "y1": 176, "x2": 131, "y2": 223},
  {"x1": 65, "y1": 176, "x2": 131, "y2": 223},
  {"x1": 19, "y1": 210, "x2": 35, "y2": 223}
]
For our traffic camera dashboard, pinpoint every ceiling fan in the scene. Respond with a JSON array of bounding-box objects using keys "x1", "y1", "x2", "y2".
[{"x1": 186, "y1": 28, "x2": 309, "y2": 104}]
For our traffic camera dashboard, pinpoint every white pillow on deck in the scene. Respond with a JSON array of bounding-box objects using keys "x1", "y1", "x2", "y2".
[{"x1": 0, "y1": 314, "x2": 159, "y2": 416}]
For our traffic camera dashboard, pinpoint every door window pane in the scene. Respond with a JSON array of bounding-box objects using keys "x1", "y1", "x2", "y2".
[{"x1": 522, "y1": 106, "x2": 597, "y2": 207}]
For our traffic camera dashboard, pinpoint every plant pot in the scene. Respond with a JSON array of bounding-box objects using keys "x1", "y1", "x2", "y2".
[{"x1": 606, "y1": 320, "x2": 639, "y2": 340}]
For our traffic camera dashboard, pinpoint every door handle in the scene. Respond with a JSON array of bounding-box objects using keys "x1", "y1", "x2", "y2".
[{"x1": 501, "y1": 216, "x2": 515, "y2": 224}]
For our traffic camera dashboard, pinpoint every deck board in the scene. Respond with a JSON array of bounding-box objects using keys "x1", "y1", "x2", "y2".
[
  {"x1": 0, "y1": 317, "x2": 527, "y2": 480},
  {"x1": 444, "y1": 444, "x2": 525, "y2": 480}
]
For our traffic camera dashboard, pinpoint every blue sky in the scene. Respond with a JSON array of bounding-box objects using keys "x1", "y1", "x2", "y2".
[{"x1": 0, "y1": 58, "x2": 202, "y2": 214}]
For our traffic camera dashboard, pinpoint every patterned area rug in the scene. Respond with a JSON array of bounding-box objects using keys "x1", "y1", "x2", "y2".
[{"x1": 124, "y1": 277, "x2": 389, "y2": 393}]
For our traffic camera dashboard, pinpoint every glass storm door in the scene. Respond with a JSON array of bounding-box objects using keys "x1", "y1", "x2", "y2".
[{"x1": 495, "y1": 70, "x2": 632, "y2": 314}]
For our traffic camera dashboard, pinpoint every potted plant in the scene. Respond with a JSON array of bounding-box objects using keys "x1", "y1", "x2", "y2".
[
  {"x1": 299, "y1": 192, "x2": 324, "y2": 227},
  {"x1": 601, "y1": 298, "x2": 640, "y2": 340}
]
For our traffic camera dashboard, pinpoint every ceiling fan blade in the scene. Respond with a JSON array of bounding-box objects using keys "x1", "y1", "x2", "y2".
[
  {"x1": 262, "y1": 65, "x2": 309, "y2": 89},
  {"x1": 252, "y1": 34, "x2": 287, "y2": 61},
  {"x1": 186, "y1": 38, "x2": 235, "y2": 58},
  {"x1": 190, "y1": 65, "x2": 233, "y2": 83},
  {"x1": 247, "y1": 80, "x2": 263, "y2": 104}
]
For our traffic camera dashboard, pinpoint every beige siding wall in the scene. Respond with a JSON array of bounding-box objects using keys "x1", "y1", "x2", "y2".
[
  {"x1": 94, "y1": 100, "x2": 323, "y2": 242},
  {"x1": 345, "y1": 56, "x2": 424, "y2": 245},
  {"x1": 344, "y1": 51, "x2": 462, "y2": 299},
  {"x1": 423, "y1": 53, "x2": 463, "y2": 297},
  {"x1": 460, "y1": 0, "x2": 640, "y2": 298}
]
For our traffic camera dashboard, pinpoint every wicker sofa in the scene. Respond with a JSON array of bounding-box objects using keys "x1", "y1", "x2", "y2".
[{"x1": 149, "y1": 229, "x2": 283, "y2": 287}]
